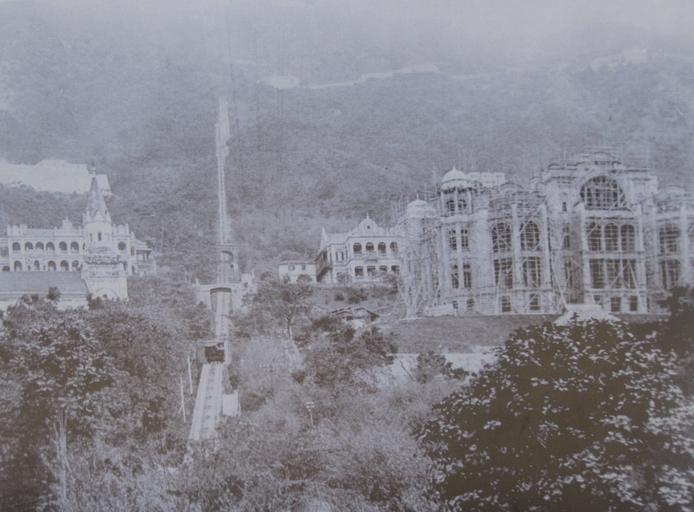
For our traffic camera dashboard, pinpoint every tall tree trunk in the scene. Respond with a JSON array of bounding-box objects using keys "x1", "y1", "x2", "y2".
[{"x1": 52, "y1": 409, "x2": 70, "y2": 511}]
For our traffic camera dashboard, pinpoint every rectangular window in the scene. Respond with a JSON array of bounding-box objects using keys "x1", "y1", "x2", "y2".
[
  {"x1": 629, "y1": 296, "x2": 639, "y2": 312},
  {"x1": 501, "y1": 296, "x2": 512, "y2": 313},
  {"x1": 587, "y1": 223, "x2": 602, "y2": 251},
  {"x1": 660, "y1": 260, "x2": 681, "y2": 289},
  {"x1": 301, "y1": 264, "x2": 306, "y2": 270},
  {"x1": 562, "y1": 226, "x2": 571, "y2": 250},
  {"x1": 523, "y1": 256, "x2": 542, "y2": 288},
  {"x1": 564, "y1": 260, "x2": 575, "y2": 289},
  {"x1": 605, "y1": 259, "x2": 621, "y2": 288},
  {"x1": 450, "y1": 264, "x2": 459, "y2": 289},
  {"x1": 610, "y1": 296, "x2": 621, "y2": 313},
  {"x1": 460, "y1": 228, "x2": 469, "y2": 249},
  {"x1": 446, "y1": 197, "x2": 456, "y2": 215},
  {"x1": 448, "y1": 229, "x2": 457, "y2": 251},
  {"x1": 354, "y1": 266, "x2": 364, "y2": 278},
  {"x1": 622, "y1": 259, "x2": 637, "y2": 289},
  {"x1": 494, "y1": 258, "x2": 513, "y2": 289},
  {"x1": 463, "y1": 263, "x2": 472, "y2": 289},
  {"x1": 367, "y1": 266, "x2": 376, "y2": 277},
  {"x1": 590, "y1": 259, "x2": 604, "y2": 289},
  {"x1": 529, "y1": 293, "x2": 540, "y2": 311}
]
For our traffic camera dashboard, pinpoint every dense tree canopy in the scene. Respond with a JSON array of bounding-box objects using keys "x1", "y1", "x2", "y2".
[{"x1": 419, "y1": 319, "x2": 694, "y2": 512}]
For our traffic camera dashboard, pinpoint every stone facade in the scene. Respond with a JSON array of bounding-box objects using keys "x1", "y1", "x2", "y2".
[
  {"x1": 0, "y1": 174, "x2": 155, "y2": 300},
  {"x1": 316, "y1": 216, "x2": 402, "y2": 286},
  {"x1": 402, "y1": 152, "x2": 694, "y2": 316}
]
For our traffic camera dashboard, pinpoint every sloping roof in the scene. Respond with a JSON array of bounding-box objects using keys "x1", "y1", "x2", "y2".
[{"x1": 0, "y1": 272, "x2": 88, "y2": 297}]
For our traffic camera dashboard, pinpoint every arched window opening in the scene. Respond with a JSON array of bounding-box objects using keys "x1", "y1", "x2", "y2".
[
  {"x1": 520, "y1": 221, "x2": 540, "y2": 251},
  {"x1": 97, "y1": 232, "x2": 102, "y2": 242},
  {"x1": 24, "y1": 242, "x2": 33, "y2": 252},
  {"x1": 354, "y1": 266, "x2": 364, "y2": 278},
  {"x1": 60, "y1": 260, "x2": 69, "y2": 272},
  {"x1": 390, "y1": 242, "x2": 398, "y2": 253},
  {"x1": 587, "y1": 223, "x2": 602, "y2": 251},
  {"x1": 365, "y1": 242, "x2": 374, "y2": 253},
  {"x1": 620, "y1": 225, "x2": 635, "y2": 252},
  {"x1": 377, "y1": 242, "x2": 386, "y2": 255},
  {"x1": 35, "y1": 242, "x2": 44, "y2": 252},
  {"x1": 580, "y1": 176, "x2": 626, "y2": 209},
  {"x1": 604, "y1": 224, "x2": 619, "y2": 251},
  {"x1": 48, "y1": 261, "x2": 56, "y2": 271},
  {"x1": 353, "y1": 243, "x2": 362, "y2": 256},
  {"x1": 14, "y1": 261, "x2": 22, "y2": 271},
  {"x1": 123, "y1": 262, "x2": 128, "y2": 271},
  {"x1": 491, "y1": 223, "x2": 512, "y2": 253},
  {"x1": 659, "y1": 224, "x2": 680, "y2": 255},
  {"x1": 70, "y1": 242, "x2": 79, "y2": 253},
  {"x1": 118, "y1": 242, "x2": 127, "y2": 252},
  {"x1": 466, "y1": 298, "x2": 475, "y2": 311},
  {"x1": 366, "y1": 266, "x2": 376, "y2": 277},
  {"x1": 33, "y1": 260, "x2": 40, "y2": 271},
  {"x1": 59, "y1": 241, "x2": 68, "y2": 253},
  {"x1": 46, "y1": 242, "x2": 55, "y2": 253},
  {"x1": 12, "y1": 242, "x2": 20, "y2": 252}
]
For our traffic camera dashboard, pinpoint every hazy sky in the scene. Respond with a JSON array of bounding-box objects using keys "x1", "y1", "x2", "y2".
[{"x1": 6, "y1": 0, "x2": 694, "y2": 39}]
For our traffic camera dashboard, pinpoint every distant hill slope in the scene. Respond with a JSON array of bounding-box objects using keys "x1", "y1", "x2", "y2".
[{"x1": 1, "y1": 2, "x2": 694, "y2": 276}]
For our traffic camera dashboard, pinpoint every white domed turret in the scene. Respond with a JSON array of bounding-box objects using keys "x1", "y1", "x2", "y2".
[
  {"x1": 406, "y1": 198, "x2": 437, "y2": 219},
  {"x1": 440, "y1": 167, "x2": 472, "y2": 191}
]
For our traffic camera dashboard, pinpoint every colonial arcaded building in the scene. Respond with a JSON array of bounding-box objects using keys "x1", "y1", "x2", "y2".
[
  {"x1": 316, "y1": 215, "x2": 401, "y2": 286},
  {"x1": 317, "y1": 151, "x2": 694, "y2": 316},
  {"x1": 0, "y1": 172, "x2": 154, "y2": 307}
]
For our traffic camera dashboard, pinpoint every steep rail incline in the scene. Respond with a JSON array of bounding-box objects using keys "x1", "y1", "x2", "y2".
[
  {"x1": 189, "y1": 362, "x2": 224, "y2": 441},
  {"x1": 189, "y1": 289, "x2": 232, "y2": 441}
]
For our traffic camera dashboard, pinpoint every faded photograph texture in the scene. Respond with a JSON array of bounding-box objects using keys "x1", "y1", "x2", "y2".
[{"x1": 0, "y1": 0, "x2": 693, "y2": 510}]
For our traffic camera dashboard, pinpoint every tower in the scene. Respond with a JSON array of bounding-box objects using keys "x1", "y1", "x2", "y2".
[{"x1": 81, "y1": 176, "x2": 127, "y2": 300}]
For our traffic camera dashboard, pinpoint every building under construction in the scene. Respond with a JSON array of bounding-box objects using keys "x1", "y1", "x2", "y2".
[{"x1": 395, "y1": 150, "x2": 694, "y2": 316}]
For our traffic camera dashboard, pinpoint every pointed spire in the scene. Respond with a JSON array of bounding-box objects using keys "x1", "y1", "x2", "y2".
[{"x1": 86, "y1": 177, "x2": 109, "y2": 218}]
